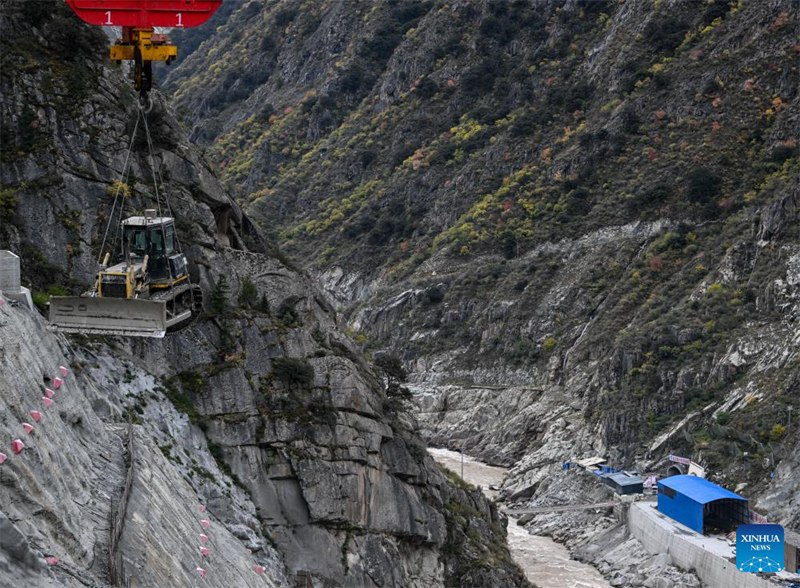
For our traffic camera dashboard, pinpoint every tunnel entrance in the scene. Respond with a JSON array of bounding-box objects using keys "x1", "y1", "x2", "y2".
[{"x1": 666, "y1": 464, "x2": 684, "y2": 477}]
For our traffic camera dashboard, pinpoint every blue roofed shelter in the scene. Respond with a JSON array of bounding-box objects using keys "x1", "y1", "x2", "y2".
[{"x1": 657, "y1": 475, "x2": 749, "y2": 534}]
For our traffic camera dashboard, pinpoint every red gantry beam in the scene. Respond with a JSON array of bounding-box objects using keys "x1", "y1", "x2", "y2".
[{"x1": 65, "y1": 0, "x2": 222, "y2": 29}]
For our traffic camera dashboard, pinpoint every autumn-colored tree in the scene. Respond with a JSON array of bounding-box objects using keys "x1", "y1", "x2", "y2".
[{"x1": 648, "y1": 256, "x2": 664, "y2": 272}]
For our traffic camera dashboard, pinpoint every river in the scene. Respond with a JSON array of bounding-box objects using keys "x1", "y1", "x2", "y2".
[{"x1": 428, "y1": 447, "x2": 612, "y2": 588}]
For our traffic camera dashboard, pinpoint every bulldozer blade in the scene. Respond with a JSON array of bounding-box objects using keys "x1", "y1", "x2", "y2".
[{"x1": 48, "y1": 296, "x2": 167, "y2": 338}]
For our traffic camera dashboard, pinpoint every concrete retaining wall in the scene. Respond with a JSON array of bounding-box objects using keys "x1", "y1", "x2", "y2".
[
  {"x1": 0, "y1": 250, "x2": 21, "y2": 293},
  {"x1": 629, "y1": 503, "x2": 773, "y2": 588}
]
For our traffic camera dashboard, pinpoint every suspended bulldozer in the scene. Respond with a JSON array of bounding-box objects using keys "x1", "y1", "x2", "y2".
[
  {"x1": 50, "y1": 2, "x2": 218, "y2": 338},
  {"x1": 49, "y1": 210, "x2": 202, "y2": 338}
]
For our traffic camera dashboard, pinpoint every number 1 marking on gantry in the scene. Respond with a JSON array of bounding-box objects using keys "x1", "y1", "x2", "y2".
[
  {"x1": 105, "y1": 11, "x2": 113, "y2": 25},
  {"x1": 176, "y1": 12, "x2": 183, "y2": 27}
]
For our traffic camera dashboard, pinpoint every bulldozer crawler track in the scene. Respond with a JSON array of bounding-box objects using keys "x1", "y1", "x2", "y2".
[{"x1": 164, "y1": 284, "x2": 203, "y2": 336}]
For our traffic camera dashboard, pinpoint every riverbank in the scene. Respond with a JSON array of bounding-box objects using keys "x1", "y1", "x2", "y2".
[{"x1": 428, "y1": 447, "x2": 612, "y2": 588}]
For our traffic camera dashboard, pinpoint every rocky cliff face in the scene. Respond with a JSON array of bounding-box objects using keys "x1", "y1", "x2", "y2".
[
  {"x1": 0, "y1": 3, "x2": 528, "y2": 587},
  {"x1": 0, "y1": 305, "x2": 287, "y2": 588},
  {"x1": 163, "y1": 0, "x2": 799, "y2": 526}
]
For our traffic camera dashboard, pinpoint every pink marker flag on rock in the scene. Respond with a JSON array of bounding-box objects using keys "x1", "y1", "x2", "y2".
[
  {"x1": 22, "y1": 423, "x2": 34, "y2": 435},
  {"x1": 53, "y1": 377, "x2": 63, "y2": 390},
  {"x1": 0, "y1": 298, "x2": 5, "y2": 306},
  {"x1": 254, "y1": 566, "x2": 264, "y2": 575},
  {"x1": 200, "y1": 519, "x2": 210, "y2": 529},
  {"x1": 30, "y1": 411, "x2": 42, "y2": 423},
  {"x1": 196, "y1": 567, "x2": 206, "y2": 577},
  {"x1": 198, "y1": 504, "x2": 206, "y2": 512},
  {"x1": 199, "y1": 533, "x2": 209, "y2": 543},
  {"x1": 46, "y1": 557, "x2": 59, "y2": 565},
  {"x1": 45, "y1": 388, "x2": 55, "y2": 398},
  {"x1": 200, "y1": 547, "x2": 210, "y2": 557},
  {"x1": 43, "y1": 397, "x2": 53, "y2": 408},
  {"x1": 0, "y1": 452, "x2": 7, "y2": 465},
  {"x1": 59, "y1": 366, "x2": 69, "y2": 377},
  {"x1": 12, "y1": 440, "x2": 25, "y2": 454}
]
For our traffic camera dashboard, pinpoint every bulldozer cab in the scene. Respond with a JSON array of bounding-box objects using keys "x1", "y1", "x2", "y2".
[{"x1": 120, "y1": 214, "x2": 179, "y2": 281}]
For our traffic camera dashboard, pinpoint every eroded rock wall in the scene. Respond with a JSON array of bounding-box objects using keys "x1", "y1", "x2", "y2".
[
  {"x1": 0, "y1": 3, "x2": 528, "y2": 586},
  {"x1": 0, "y1": 302, "x2": 287, "y2": 588}
]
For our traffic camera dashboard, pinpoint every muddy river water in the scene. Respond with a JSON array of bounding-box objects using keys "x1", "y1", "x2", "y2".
[{"x1": 428, "y1": 447, "x2": 612, "y2": 588}]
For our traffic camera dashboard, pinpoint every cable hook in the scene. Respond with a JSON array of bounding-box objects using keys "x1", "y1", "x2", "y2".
[{"x1": 138, "y1": 93, "x2": 153, "y2": 114}]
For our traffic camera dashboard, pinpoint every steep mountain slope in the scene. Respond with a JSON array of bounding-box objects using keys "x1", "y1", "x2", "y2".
[
  {"x1": 165, "y1": 0, "x2": 799, "y2": 525},
  {"x1": 0, "y1": 3, "x2": 528, "y2": 587},
  {"x1": 0, "y1": 306, "x2": 288, "y2": 588}
]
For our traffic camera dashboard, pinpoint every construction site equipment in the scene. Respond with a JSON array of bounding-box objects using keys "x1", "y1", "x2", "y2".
[
  {"x1": 48, "y1": 89, "x2": 201, "y2": 338},
  {"x1": 49, "y1": 211, "x2": 202, "y2": 338},
  {"x1": 50, "y1": 3, "x2": 221, "y2": 337},
  {"x1": 66, "y1": 0, "x2": 222, "y2": 97}
]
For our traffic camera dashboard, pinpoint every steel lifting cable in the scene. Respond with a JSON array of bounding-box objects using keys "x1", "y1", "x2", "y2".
[
  {"x1": 139, "y1": 101, "x2": 175, "y2": 283},
  {"x1": 97, "y1": 108, "x2": 141, "y2": 266},
  {"x1": 138, "y1": 96, "x2": 182, "y2": 256},
  {"x1": 110, "y1": 142, "x2": 136, "y2": 260},
  {"x1": 151, "y1": 132, "x2": 184, "y2": 255}
]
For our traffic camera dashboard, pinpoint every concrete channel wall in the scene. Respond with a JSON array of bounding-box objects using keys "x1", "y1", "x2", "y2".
[
  {"x1": 628, "y1": 503, "x2": 774, "y2": 588},
  {"x1": 0, "y1": 250, "x2": 33, "y2": 310},
  {"x1": 0, "y1": 250, "x2": 20, "y2": 293}
]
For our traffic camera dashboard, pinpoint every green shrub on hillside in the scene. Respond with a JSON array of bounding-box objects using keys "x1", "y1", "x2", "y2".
[
  {"x1": 415, "y1": 77, "x2": 438, "y2": 99},
  {"x1": 272, "y1": 357, "x2": 315, "y2": 388},
  {"x1": 462, "y1": 59, "x2": 497, "y2": 96},
  {"x1": 0, "y1": 188, "x2": 19, "y2": 221},
  {"x1": 209, "y1": 275, "x2": 231, "y2": 316},
  {"x1": 771, "y1": 145, "x2": 797, "y2": 164},
  {"x1": 358, "y1": 2, "x2": 430, "y2": 63},
  {"x1": 238, "y1": 277, "x2": 258, "y2": 307},
  {"x1": 644, "y1": 16, "x2": 687, "y2": 56},
  {"x1": 769, "y1": 424, "x2": 786, "y2": 441},
  {"x1": 276, "y1": 300, "x2": 301, "y2": 329},
  {"x1": 374, "y1": 353, "x2": 412, "y2": 402},
  {"x1": 258, "y1": 294, "x2": 270, "y2": 313},
  {"x1": 686, "y1": 168, "x2": 721, "y2": 203},
  {"x1": 32, "y1": 284, "x2": 69, "y2": 312}
]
